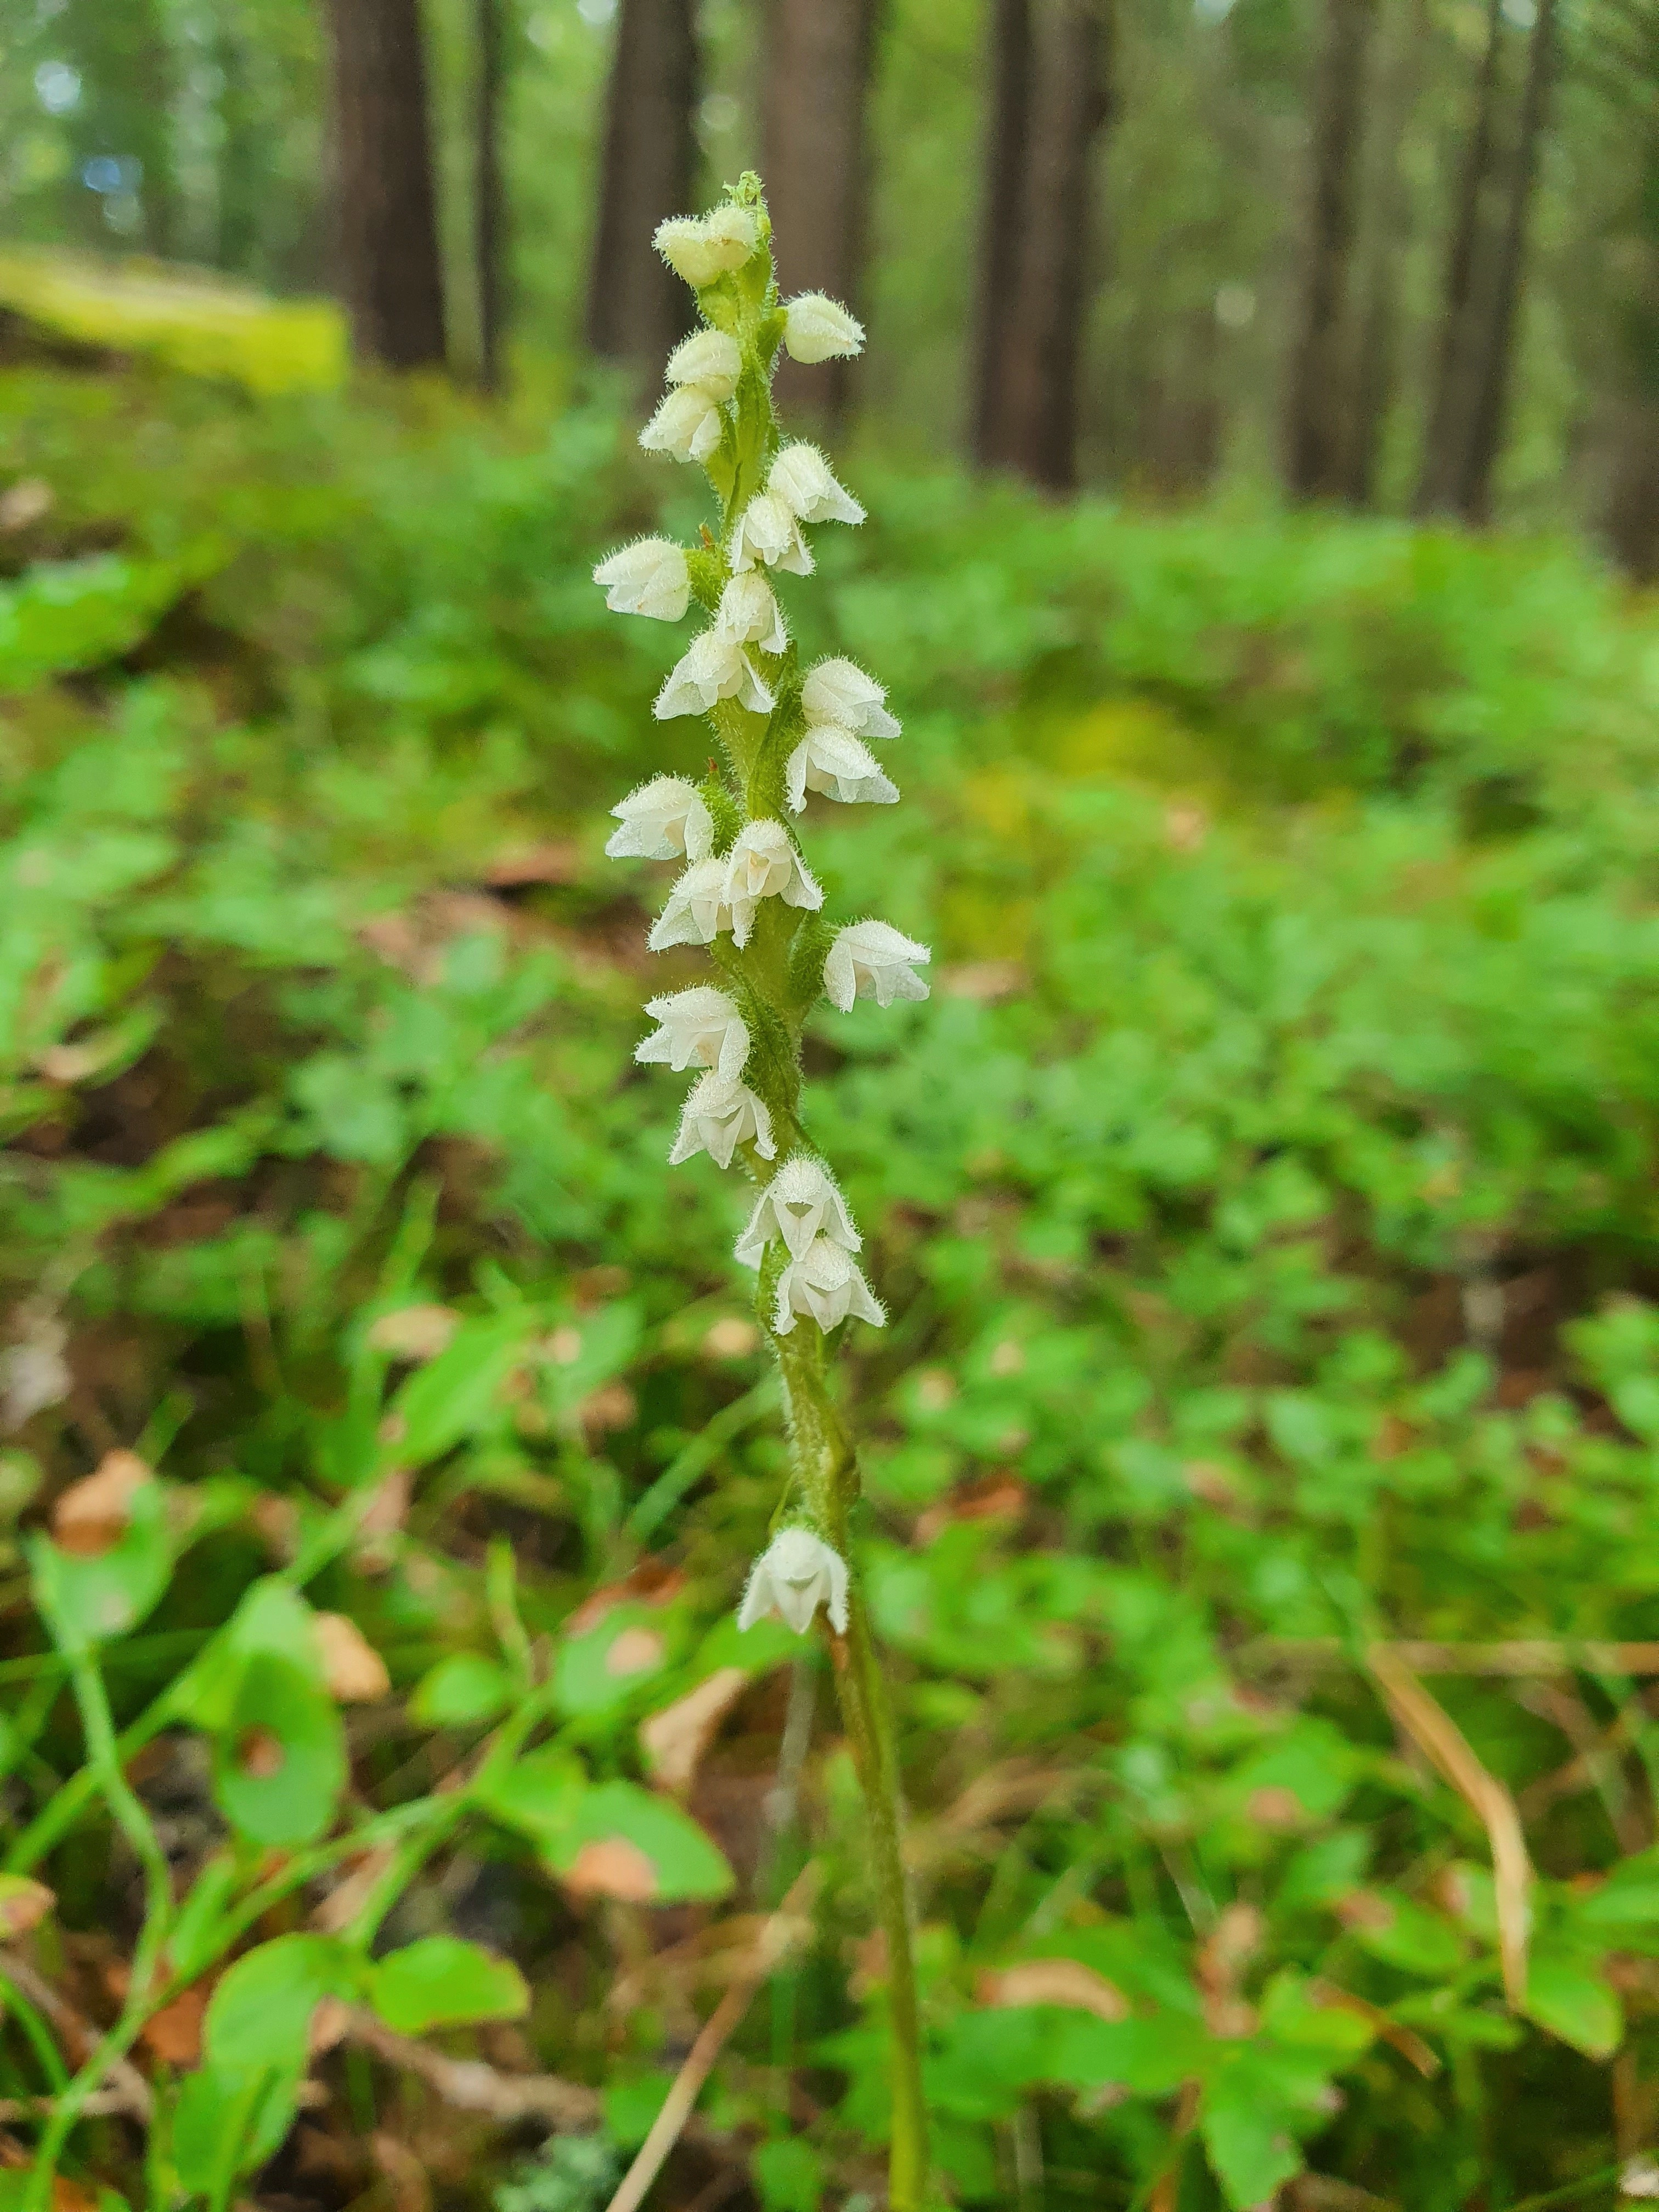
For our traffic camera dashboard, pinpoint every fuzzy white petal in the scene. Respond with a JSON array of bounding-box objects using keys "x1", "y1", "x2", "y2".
[
  {"x1": 822, "y1": 919, "x2": 931, "y2": 1012},
  {"x1": 769, "y1": 443, "x2": 865, "y2": 527},
  {"x1": 636, "y1": 986, "x2": 750, "y2": 1080},
  {"x1": 592, "y1": 538, "x2": 691, "y2": 622},
  {"x1": 730, "y1": 492, "x2": 814, "y2": 577},
  {"x1": 647, "y1": 857, "x2": 732, "y2": 950},
  {"x1": 785, "y1": 726, "x2": 899, "y2": 811},
  {"x1": 717, "y1": 572, "x2": 788, "y2": 655},
  {"x1": 656, "y1": 629, "x2": 776, "y2": 720},
  {"x1": 735, "y1": 1153, "x2": 861, "y2": 1268},
  {"x1": 654, "y1": 206, "x2": 759, "y2": 287},
  {"x1": 606, "y1": 776, "x2": 714, "y2": 861},
  {"x1": 668, "y1": 1071, "x2": 776, "y2": 1170},
  {"x1": 738, "y1": 1527, "x2": 850, "y2": 1635},
  {"x1": 640, "y1": 385, "x2": 726, "y2": 465},
  {"x1": 772, "y1": 1236, "x2": 885, "y2": 1336},
  {"x1": 723, "y1": 820, "x2": 823, "y2": 948},
  {"x1": 781, "y1": 294, "x2": 866, "y2": 365},
  {"x1": 802, "y1": 657, "x2": 900, "y2": 740},
  {"x1": 665, "y1": 328, "x2": 742, "y2": 400}
]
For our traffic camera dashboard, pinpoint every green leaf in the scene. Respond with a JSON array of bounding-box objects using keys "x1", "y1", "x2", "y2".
[
  {"x1": 368, "y1": 1936, "x2": 529, "y2": 2034},
  {"x1": 212, "y1": 1649, "x2": 346, "y2": 1847},
  {"x1": 545, "y1": 1779, "x2": 734, "y2": 1903},
  {"x1": 751, "y1": 2137, "x2": 824, "y2": 2212},
  {"x1": 1202, "y1": 2088, "x2": 1304, "y2": 2211},
  {"x1": 411, "y1": 1650, "x2": 512, "y2": 1728},
  {"x1": 29, "y1": 1477, "x2": 172, "y2": 1646},
  {"x1": 554, "y1": 1604, "x2": 674, "y2": 1717},
  {"x1": 1346, "y1": 1892, "x2": 1466, "y2": 1978},
  {"x1": 390, "y1": 1309, "x2": 535, "y2": 1466},
  {"x1": 476, "y1": 1743, "x2": 587, "y2": 1846},
  {"x1": 1577, "y1": 1848, "x2": 1659, "y2": 1929},
  {"x1": 602, "y1": 2070, "x2": 672, "y2": 2151},
  {"x1": 1524, "y1": 1949, "x2": 1622, "y2": 2058}
]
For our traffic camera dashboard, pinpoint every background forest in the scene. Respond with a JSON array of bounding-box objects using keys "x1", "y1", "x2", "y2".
[{"x1": 10, "y1": 5, "x2": 1659, "y2": 2212}]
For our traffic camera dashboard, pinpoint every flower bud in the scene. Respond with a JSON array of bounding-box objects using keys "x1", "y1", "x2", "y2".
[
  {"x1": 803, "y1": 658, "x2": 900, "y2": 740},
  {"x1": 724, "y1": 820, "x2": 823, "y2": 947},
  {"x1": 781, "y1": 294, "x2": 866, "y2": 365},
  {"x1": 769, "y1": 443, "x2": 865, "y2": 527},
  {"x1": 665, "y1": 328, "x2": 743, "y2": 400},
  {"x1": 648, "y1": 857, "x2": 733, "y2": 950},
  {"x1": 640, "y1": 384, "x2": 725, "y2": 465},
  {"x1": 823, "y1": 920, "x2": 931, "y2": 1011},
  {"x1": 668, "y1": 1071, "x2": 777, "y2": 1169},
  {"x1": 772, "y1": 1236, "x2": 885, "y2": 1335},
  {"x1": 606, "y1": 775, "x2": 714, "y2": 861},
  {"x1": 636, "y1": 986, "x2": 750, "y2": 1080},
  {"x1": 717, "y1": 572, "x2": 788, "y2": 655},
  {"x1": 654, "y1": 205, "x2": 760, "y2": 288},
  {"x1": 738, "y1": 1526, "x2": 850, "y2": 1634},
  {"x1": 592, "y1": 538, "x2": 691, "y2": 622},
  {"x1": 656, "y1": 629, "x2": 776, "y2": 720}
]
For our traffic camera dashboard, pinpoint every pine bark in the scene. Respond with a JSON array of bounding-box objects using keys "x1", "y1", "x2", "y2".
[
  {"x1": 761, "y1": 0, "x2": 882, "y2": 424},
  {"x1": 1415, "y1": 0, "x2": 1504, "y2": 514},
  {"x1": 1342, "y1": 0, "x2": 1429, "y2": 505},
  {"x1": 973, "y1": 0, "x2": 1113, "y2": 490},
  {"x1": 1285, "y1": 0, "x2": 1376, "y2": 501},
  {"x1": 322, "y1": 0, "x2": 448, "y2": 371},
  {"x1": 475, "y1": 0, "x2": 507, "y2": 394},
  {"x1": 585, "y1": 0, "x2": 699, "y2": 369},
  {"x1": 1460, "y1": 0, "x2": 1558, "y2": 520}
]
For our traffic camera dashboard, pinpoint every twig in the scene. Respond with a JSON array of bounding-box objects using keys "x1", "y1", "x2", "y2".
[
  {"x1": 1366, "y1": 1645, "x2": 1532, "y2": 2007},
  {"x1": 0, "y1": 1949, "x2": 151, "y2": 2119},
  {"x1": 603, "y1": 1863, "x2": 821, "y2": 2212},
  {"x1": 1247, "y1": 1637, "x2": 1659, "y2": 1677},
  {"x1": 345, "y1": 2010, "x2": 599, "y2": 2126}
]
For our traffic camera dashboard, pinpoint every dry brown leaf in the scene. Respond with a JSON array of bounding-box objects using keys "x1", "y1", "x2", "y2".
[
  {"x1": 371, "y1": 2130, "x2": 433, "y2": 2212},
  {"x1": 1367, "y1": 1643, "x2": 1533, "y2": 2007},
  {"x1": 368, "y1": 1305, "x2": 461, "y2": 1362},
  {"x1": 639, "y1": 1668, "x2": 748, "y2": 1793},
  {"x1": 0, "y1": 1877, "x2": 55, "y2": 1938},
  {"x1": 603, "y1": 1627, "x2": 664, "y2": 1681},
  {"x1": 579, "y1": 1381, "x2": 637, "y2": 1436},
  {"x1": 0, "y1": 479, "x2": 53, "y2": 533},
  {"x1": 52, "y1": 1449, "x2": 151, "y2": 1556},
  {"x1": 938, "y1": 960, "x2": 1026, "y2": 1001},
  {"x1": 140, "y1": 1983, "x2": 207, "y2": 2067},
  {"x1": 50, "y1": 2181, "x2": 99, "y2": 2212},
  {"x1": 701, "y1": 1316, "x2": 759, "y2": 1360},
  {"x1": 484, "y1": 841, "x2": 580, "y2": 888},
  {"x1": 309, "y1": 1995, "x2": 353, "y2": 2057},
  {"x1": 567, "y1": 1558, "x2": 685, "y2": 1635},
  {"x1": 979, "y1": 1958, "x2": 1130, "y2": 2021},
  {"x1": 564, "y1": 1837, "x2": 658, "y2": 1903},
  {"x1": 315, "y1": 1612, "x2": 391, "y2": 1702}
]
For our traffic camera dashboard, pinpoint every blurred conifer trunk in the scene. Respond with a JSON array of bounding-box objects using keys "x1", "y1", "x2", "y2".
[
  {"x1": 1342, "y1": 0, "x2": 1428, "y2": 506},
  {"x1": 1461, "y1": 0, "x2": 1558, "y2": 521},
  {"x1": 586, "y1": 0, "x2": 699, "y2": 370},
  {"x1": 762, "y1": 0, "x2": 882, "y2": 426},
  {"x1": 1415, "y1": 0, "x2": 1504, "y2": 515},
  {"x1": 973, "y1": 0, "x2": 1113, "y2": 490},
  {"x1": 1284, "y1": 0, "x2": 1375, "y2": 502},
  {"x1": 322, "y1": 0, "x2": 448, "y2": 371},
  {"x1": 475, "y1": 0, "x2": 508, "y2": 394}
]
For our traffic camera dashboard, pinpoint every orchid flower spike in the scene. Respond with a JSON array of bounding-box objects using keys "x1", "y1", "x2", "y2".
[
  {"x1": 656, "y1": 629, "x2": 775, "y2": 720},
  {"x1": 654, "y1": 205, "x2": 759, "y2": 287},
  {"x1": 769, "y1": 443, "x2": 865, "y2": 526},
  {"x1": 730, "y1": 492, "x2": 814, "y2": 577},
  {"x1": 718, "y1": 572, "x2": 788, "y2": 655},
  {"x1": 647, "y1": 858, "x2": 733, "y2": 950},
  {"x1": 738, "y1": 1526, "x2": 850, "y2": 1635},
  {"x1": 803, "y1": 658, "x2": 901, "y2": 740},
  {"x1": 786, "y1": 725, "x2": 899, "y2": 812}
]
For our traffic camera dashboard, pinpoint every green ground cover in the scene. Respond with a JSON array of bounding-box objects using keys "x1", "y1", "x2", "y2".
[{"x1": 5, "y1": 356, "x2": 1659, "y2": 2209}]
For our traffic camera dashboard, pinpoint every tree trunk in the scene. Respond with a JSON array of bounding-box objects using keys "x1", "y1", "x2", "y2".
[
  {"x1": 1342, "y1": 0, "x2": 1429, "y2": 505},
  {"x1": 974, "y1": 0, "x2": 1113, "y2": 490},
  {"x1": 1415, "y1": 0, "x2": 1504, "y2": 514},
  {"x1": 322, "y1": 0, "x2": 448, "y2": 371},
  {"x1": 475, "y1": 0, "x2": 507, "y2": 394},
  {"x1": 1285, "y1": 0, "x2": 1376, "y2": 501},
  {"x1": 585, "y1": 0, "x2": 699, "y2": 370},
  {"x1": 761, "y1": 0, "x2": 881, "y2": 424},
  {"x1": 1459, "y1": 0, "x2": 1558, "y2": 521}
]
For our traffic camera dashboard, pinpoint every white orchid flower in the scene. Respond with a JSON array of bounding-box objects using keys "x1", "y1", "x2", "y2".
[
  {"x1": 781, "y1": 295, "x2": 865, "y2": 365},
  {"x1": 738, "y1": 1526, "x2": 850, "y2": 1635},
  {"x1": 647, "y1": 858, "x2": 733, "y2": 950},
  {"x1": 772, "y1": 1235, "x2": 885, "y2": 1335},
  {"x1": 803, "y1": 658, "x2": 900, "y2": 740},
  {"x1": 723, "y1": 820, "x2": 823, "y2": 948},
  {"x1": 656, "y1": 628, "x2": 776, "y2": 720},
  {"x1": 823, "y1": 919, "x2": 931, "y2": 1011},
  {"x1": 592, "y1": 537, "x2": 691, "y2": 622},
  {"x1": 635, "y1": 986, "x2": 750, "y2": 1080},
  {"x1": 730, "y1": 492, "x2": 814, "y2": 577},
  {"x1": 785, "y1": 725, "x2": 899, "y2": 812},
  {"x1": 769, "y1": 443, "x2": 865, "y2": 526},
  {"x1": 668, "y1": 1071, "x2": 777, "y2": 1170},
  {"x1": 654, "y1": 205, "x2": 759, "y2": 287},
  {"x1": 606, "y1": 775, "x2": 714, "y2": 861},
  {"x1": 665, "y1": 328, "x2": 742, "y2": 400},
  {"x1": 735, "y1": 1153, "x2": 861, "y2": 1267},
  {"x1": 640, "y1": 383, "x2": 726, "y2": 465},
  {"x1": 717, "y1": 571, "x2": 788, "y2": 655}
]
